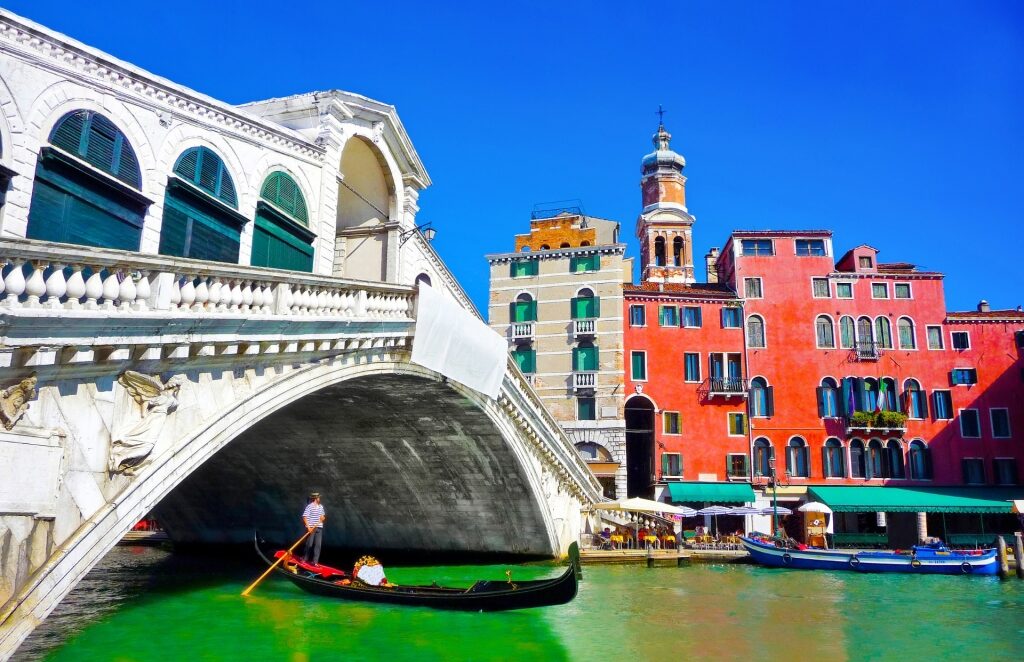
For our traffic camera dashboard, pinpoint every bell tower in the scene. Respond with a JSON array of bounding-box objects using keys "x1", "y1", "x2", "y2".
[{"x1": 636, "y1": 116, "x2": 695, "y2": 284}]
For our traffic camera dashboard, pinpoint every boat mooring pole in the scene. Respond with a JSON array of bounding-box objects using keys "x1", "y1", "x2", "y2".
[
  {"x1": 997, "y1": 536, "x2": 1009, "y2": 579},
  {"x1": 1014, "y1": 533, "x2": 1024, "y2": 580}
]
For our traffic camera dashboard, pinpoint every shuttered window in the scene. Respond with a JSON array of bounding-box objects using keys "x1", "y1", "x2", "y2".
[
  {"x1": 571, "y1": 296, "x2": 600, "y2": 319},
  {"x1": 573, "y1": 345, "x2": 599, "y2": 371},
  {"x1": 251, "y1": 172, "x2": 315, "y2": 272},
  {"x1": 510, "y1": 259, "x2": 539, "y2": 278},
  {"x1": 49, "y1": 110, "x2": 141, "y2": 188},
  {"x1": 173, "y1": 147, "x2": 237, "y2": 207},
  {"x1": 511, "y1": 347, "x2": 536, "y2": 374},
  {"x1": 161, "y1": 148, "x2": 244, "y2": 263}
]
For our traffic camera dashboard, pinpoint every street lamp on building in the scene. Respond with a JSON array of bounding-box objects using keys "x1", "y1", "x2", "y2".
[
  {"x1": 769, "y1": 456, "x2": 780, "y2": 538},
  {"x1": 399, "y1": 222, "x2": 436, "y2": 245}
]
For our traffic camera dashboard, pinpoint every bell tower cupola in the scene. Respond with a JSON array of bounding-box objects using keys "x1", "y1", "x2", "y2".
[{"x1": 637, "y1": 110, "x2": 696, "y2": 284}]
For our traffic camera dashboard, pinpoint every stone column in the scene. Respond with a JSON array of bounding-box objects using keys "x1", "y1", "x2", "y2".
[{"x1": 916, "y1": 512, "x2": 928, "y2": 543}]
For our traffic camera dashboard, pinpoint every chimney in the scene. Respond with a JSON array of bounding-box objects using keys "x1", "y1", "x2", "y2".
[
  {"x1": 705, "y1": 247, "x2": 720, "y2": 284},
  {"x1": 978, "y1": 300, "x2": 990, "y2": 313}
]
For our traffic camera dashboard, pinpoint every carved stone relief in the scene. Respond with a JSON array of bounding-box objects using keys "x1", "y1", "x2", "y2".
[{"x1": 109, "y1": 371, "x2": 187, "y2": 476}]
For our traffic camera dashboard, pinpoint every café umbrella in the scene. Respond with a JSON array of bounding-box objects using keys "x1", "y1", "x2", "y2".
[
  {"x1": 697, "y1": 505, "x2": 733, "y2": 535},
  {"x1": 797, "y1": 501, "x2": 833, "y2": 514},
  {"x1": 592, "y1": 497, "x2": 696, "y2": 516}
]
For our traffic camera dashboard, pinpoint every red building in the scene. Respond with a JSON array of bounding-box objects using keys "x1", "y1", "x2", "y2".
[{"x1": 621, "y1": 122, "x2": 1024, "y2": 543}]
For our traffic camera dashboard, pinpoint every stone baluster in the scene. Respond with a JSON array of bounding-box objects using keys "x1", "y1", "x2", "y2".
[
  {"x1": 207, "y1": 277, "x2": 223, "y2": 311},
  {"x1": 43, "y1": 263, "x2": 68, "y2": 309},
  {"x1": 179, "y1": 275, "x2": 196, "y2": 310},
  {"x1": 249, "y1": 281, "x2": 263, "y2": 312},
  {"x1": 133, "y1": 271, "x2": 151, "y2": 311},
  {"x1": 65, "y1": 265, "x2": 86, "y2": 309},
  {"x1": 356, "y1": 289, "x2": 368, "y2": 317},
  {"x1": 169, "y1": 275, "x2": 182, "y2": 308},
  {"x1": 193, "y1": 276, "x2": 210, "y2": 312},
  {"x1": 83, "y1": 267, "x2": 103, "y2": 309},
  {"x1": 240, "y1": 280, "x2": 253, "y2": 312},
  {"x1": 228, "y1": 280, "x2": 243, "y2": 311},
  {"x1": 3, "y1": 259, "x2": 26, "y2": 307},
  {"x1": 260, "y1": 283, "x2": 274, "y2": 313},
  {"x1": 24, "y1": 262, "x2": 46, "y2": 307},
  {"x1": 117, "y1": 270, "x2": 138, "y2": 311},
  {"x1": 100, "y1": 270, "x2": 120, "y2": 309}
]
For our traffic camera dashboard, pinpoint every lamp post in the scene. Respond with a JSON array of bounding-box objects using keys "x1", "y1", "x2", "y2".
[
  {"x1": 769, "y1": 456, "x2": 779, "y2": 538},
  {"x1": 399, "y1": 222, "x2": 436, "y2": 245}
]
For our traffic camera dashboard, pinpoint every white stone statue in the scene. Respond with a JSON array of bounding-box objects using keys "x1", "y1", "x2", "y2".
[{"x1": 109, "y1": 371, "x2": 188, "y2": 476}]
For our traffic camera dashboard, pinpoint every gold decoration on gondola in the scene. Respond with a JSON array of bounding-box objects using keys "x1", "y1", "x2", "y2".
[{"x1": 505, "y1": 569, "x2": 517, "y2": 590}]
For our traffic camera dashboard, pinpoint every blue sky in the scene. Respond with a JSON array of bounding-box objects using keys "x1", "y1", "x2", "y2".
[{"x1": 10, "y1": 1, "x2": 1024, "y2": 312}]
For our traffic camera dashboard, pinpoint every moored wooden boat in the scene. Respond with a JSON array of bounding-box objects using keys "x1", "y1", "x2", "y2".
[
  {"x1": 740, "y1": 535, "x2": 998, "y2": 575},
  {"x1": 254, "y1": 534, "x2": 581, "y2": 611}
]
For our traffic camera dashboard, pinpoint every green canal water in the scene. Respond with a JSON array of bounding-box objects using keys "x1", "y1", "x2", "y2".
[{"x1": 16, "y1": 545, "x2": 1024, "y2": 661}]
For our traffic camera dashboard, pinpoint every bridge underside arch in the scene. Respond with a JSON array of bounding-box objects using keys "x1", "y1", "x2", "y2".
[{"x1": 156, "y1": 372, "x2": 553, "y2": 556}]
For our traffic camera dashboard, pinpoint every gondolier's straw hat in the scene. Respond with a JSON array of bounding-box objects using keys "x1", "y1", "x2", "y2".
[{"x1": 310, "y1": 492, "x2": 320, "y2": 499}]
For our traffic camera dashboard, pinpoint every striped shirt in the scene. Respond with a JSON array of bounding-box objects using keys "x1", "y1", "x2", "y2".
[{"x1": 302, "y1": 502, "x2": 325, "y2": 528}]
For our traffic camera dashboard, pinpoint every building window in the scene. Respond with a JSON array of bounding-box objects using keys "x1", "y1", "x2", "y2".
[
  {"x1": 796, "y1": 239, "x2": 826, "y2": 256},
  {"x1": 577, "y1": 397, "x2": 596, "y2": 420},
  {"x1": 959, "y1": 409, "x2": 981, "y2": 438},
  {"x1": 904, "y1": 379, "x2": 927, "y2": 419},
  {"x1": 511, "y1": 347, "x2": 536, "y2": 374},
  {"x1": 926, "y1": 325, "x2": 944, "y2": 350},
  {"x1": 727, "y1": 412, "x2": 746, "y2": 436},
  {"x1": 662, "y1": 452, "x2": 682, "y2": 478},
  {"x1": 741, "y1": 239, "x2": 774, "y2": 256},
  {"x1": 815, "y1": 316, "x2": 835, "y2": 349},
  {"x1": 991, "y1": 408, "x2": 1011, "y2": 438},
  {"x1": 887, "y1": 439, "x2": 905, "y2": 479},
  {"x1": 817, "y1": 378, "x2": 839, "y2": 418},
  {"x1": 871, "y1": 283, "x2": 889, "y2": 299},
  {"x1": 161, "y1": 146, "x2": 244, "y2": 263},
  {"x1": 858, "y1": 256, "x2": 873, "y2": 269},
  {"x1": 875, "y1": 317, "x2": 892, "y2": 349},
  {"x1": 570, "y1": 254, "x2": 600, "y2": 273},
  {"x1": 663, "y1": 411, "x2": 681, "y2": 435},
  {"x1": 629, "y1": 304, "x2": 646, "y2": 327},
  {"x1": 654, "y1": 236, "x2": 666, "y2": 266},
  {"x1": 993, "y1": 459, "x2": 1018, "y2": 485},
  {"x1": 749, "y1": 377, "x2": 774, "y2": 417},
  {"x1": 510, "y1": 258, "x2": 539, "y2": 278},
  {"x1": 836, "y1": 282, "x2": 853, "y2": 299},
  {"x1": 849, "y1": 439, "x2": 866, "y2": 478},
  {"x1": 753, "y1": 438, "x2": 773, "y2": 477},
  {"x1": 823, "y1": 439, "x2": 845, "y2": 478},
  {"x1": 894, "y1": 283, "x2": 912, "y2": 299},
  {"x1": 571, "y1": 290, "x2": 600, "y2": 319},
  {"x1": 897, "y1": 317, "x2": 916, "y2": 349},
  {"x1": 746, "y1": 315, "x2": 766, "y2": 348},
  {"x1": 932, "y1": 390, "x2": 953, "y2": 419},
  {"x1": 682, "y1": 306, "x2": 702, "y2": 328},
  {"x1": 744, "y1": 277, "x2": 763, "y2": 298},
  {"x1": 575, "y1": 442, "x2": 611, "y2": 461},
  {"x1": 726, "y1": 454, "x2": 749, "y2": 478},
  {"x1": 721, "y1": 307, "x2": 742, "y2": 328},
  {"x1": 812, "y1": 278, "x2": 830, "y2": 298},
  {"x1": 786, "y1": 437, "x2": 809, "y2": 478},
  {"x1": 251, "y1": 171, "x2": 314, "y2": 272},
  {"x1": 631, "y1": 351, "x2": 647, "y2": 381},
  {"x1": 673, "y1": 236, "x2": 684, "y2": 266},
  {"x1": 511, "y1": 294, "x2": 537, "y2": 322},
  {"x1": 660, "y1": 305, "x2": 679, "y2": 327},
  {"x1": 27, "y1": 110, "x2": 147, "y2": 251},
  {"x1": 839, "y1": 316, "x2": 855, "y2": 349},
  {"x1": 961, "y1": 459, "x2": 985, "y2": 485},
  {"x1": 867, "y1": 439, "x2": 886, "y2": 479},
  {"x1": 684, "y1": 353, "x2": 701, "y2": 382},
  {"x1": 950, "y1": 368, "x2": 978, "y2": 385},
  {"x1": 909, "y1": 440, "x2": 932, "y2": 480},
  {"x1": 573, "y1": 342, "x2": 599, "y2": 372},
  {"x1": 951, "y1": 331, "x2": 970, "y2": 350}
]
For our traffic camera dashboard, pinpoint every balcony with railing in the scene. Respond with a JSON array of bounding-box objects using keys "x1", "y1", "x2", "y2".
[
  {"x1": 852, "y1": 341, "x2": 882, "y2": 361},
  {"x1": 510, "y1": 322, "x2": 535, "y2": 343},
  {"x1": 573, "y1": 370, "x2": 598, "y2": 393},
  {"x1": 572, "y1": 318, "x2": 596, "y2": 340},
  {"x1": 702, "y1": 377, "x2": 748, "y2": 398}
]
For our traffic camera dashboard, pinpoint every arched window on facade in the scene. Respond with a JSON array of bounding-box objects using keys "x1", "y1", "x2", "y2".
[
  {"x1": 849, "y1": 439, "x2": 866, "y2": 478},
  {"x1": 654, "y1": 236, "x2": 666, "y2": 266},
  {"x1": 747, "y1": 315, "x2": 766, "y2": 348},
  {"x1": 897, "y1": 317, "x2": 916, "y2": 349},
  {"x1": 857, "y1": 316, "x2": 873, "y2": 346},
  {"x1": 672, "y1": 236, "x2": 683, "y2": 266},
  {"x1": 839, "y1": 316, "x2": 855, "y2": 349},
  {"x1": 886, "y1": 439, "x2": 905, "y2": 478},
  {"x1": 753, "y1": 437, "x2": 773, "y2": 477},
  {"x1": 251, "y1": 171, "x2": 314, "y2": 271},
  {"x1": 859, "y1": 377, "x2": 879, "y2": 413},
  {"x1": 909, "y1": 440, "x2": 932, "y2": 480},
  {"x1": 875, "y1": 316, "x2": 893, "y2": 349},
  {"x1": 904, "y1": 379, "x2": 927, "y2": 419},
  {"x1": 817, "y1": 377, "x2": 839, "y2": 418},
  {"x1": 880, "y1": 377, "x2": 898, "y2": 411},
  {"x1": 415, "y1": 273, "x2": 432, "y2": 287},
  {"x1": 511, "y1": 292, "x2": 536, "y2": 322},
  {"x1": 571, "y1": 287, "x2": 599, "y2": 319},
  {"x1": 160, "y1": 146, "x2": 244, "y2": 263},
  {"x1": 786, "y1": 437, "x2": 809, "y2": 478},
  {"x1": 749, "y1": 377, "x2": 773, "y2": 417},
  {"x1": 823, "y1": 438, "x2": 845, "y2": 478},
  {"x1": 573, "y1": 340, "x2": 599, "y2": 372},
  {"x1": 816, "y1": 315, "x2": 835, "y2": 348},
  {"x1": 27, "y1": 110, "x2": 146, "y2": 250},
  {"x1": 867, "y1": 438, "x2": 886, "y2": 479},
  {"x1": 560, "y1": 242, "x2": 571, "y2": 248},
  {"x1": 575, "y1": 442, "x2": 613, "y2": 461}
]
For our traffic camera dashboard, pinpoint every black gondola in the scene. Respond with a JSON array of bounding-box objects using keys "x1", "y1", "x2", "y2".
[{"x1": 253, "y1": 534, "x2": 581, "y2": 611}]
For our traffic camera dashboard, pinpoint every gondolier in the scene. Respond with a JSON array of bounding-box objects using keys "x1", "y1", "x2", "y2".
[{"x1": 302, "y1": 492, "x2": 326, "y2": 565}]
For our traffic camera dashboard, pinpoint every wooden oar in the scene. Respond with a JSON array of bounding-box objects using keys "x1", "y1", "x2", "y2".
[{"x1": 242, "y1": 529, "x2": 313, "y2": 596}]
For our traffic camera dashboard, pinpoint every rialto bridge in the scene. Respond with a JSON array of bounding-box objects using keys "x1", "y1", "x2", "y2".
[{"x1": 0, "y1": 9, "x2": 601, "y2": 656}]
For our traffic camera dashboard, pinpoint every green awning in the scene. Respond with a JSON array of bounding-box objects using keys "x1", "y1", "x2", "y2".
[
  {"x1": 667, "y1": 482, "x2": 756, "y2": 504},
  {"x1": 808, "y1": 486, "x2": 1021, "y2": 514}
]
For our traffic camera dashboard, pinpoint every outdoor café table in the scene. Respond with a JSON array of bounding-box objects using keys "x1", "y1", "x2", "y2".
[
  {"x1": 610, "y1": 534, "x2": 624, "y2": 549},
  {"x1": 644, "y1": 535, "x2": 659, "y2": 549},
  {"x1": 664, "y1": 535, "x2": 676, "y2": 548}
]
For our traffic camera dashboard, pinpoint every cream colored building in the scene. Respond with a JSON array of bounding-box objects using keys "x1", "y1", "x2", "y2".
[{"x1": 486, "y1": 210, "x2": 631, "y2": 498}]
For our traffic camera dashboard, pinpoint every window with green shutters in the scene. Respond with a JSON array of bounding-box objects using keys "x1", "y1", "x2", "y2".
[
  {"x1": 631, "y1": 351, "x2": 647, "y2": 380},
  {"x1": 510, "y1": 300, "x2": 537, "y2": 322},
  {"x1": 512, "y1": 348, "x2": 536, "y2": 374},
  {"x1": 26, "y1": 110, "x2": 147, "y2": 251},
  {"x1": 260, "y1": 171, "x2": 308, "y2": 225},
  {"x1": 251, "y1": 172, "x2": 315, "y2": 272},
  {"x1": 570, "y1": 254, "x2": 600, "y2": 273},
  {"x1": 662, "y1": 453, "x2": 682, "y2": 477},
  {"x1": 573, "y1": 345, "x2": 599, "y2": 371},
  {"x1": 577, "y1": 397, "x2": 596, "y2": 420},
  {"x1": 571, "y1": 296, "x2": 600, "y2": 319},
  {"x1": 172, "y1": 147, "x2": 237, "y2": 207},
  {"x1": 660, "y1": 306, "x2": 678, "y2": 326},
  {"x1": 510, "y1": 259, "x2": 539, "y2": 278}
]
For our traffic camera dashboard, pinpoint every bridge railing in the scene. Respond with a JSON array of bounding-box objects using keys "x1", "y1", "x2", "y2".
[{"x1": 0, "y1": 238, "x2": 415, "y2": 320}]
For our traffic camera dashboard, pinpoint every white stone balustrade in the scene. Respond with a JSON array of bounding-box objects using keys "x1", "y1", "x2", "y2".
[{"x1": 0, "y1": 239, "x2": 415, "y2": 320}]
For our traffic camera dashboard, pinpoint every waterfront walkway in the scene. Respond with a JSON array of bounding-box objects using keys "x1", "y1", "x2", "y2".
[{"x1": 580, "y1": 548, "x2": 749, "y2": 566}]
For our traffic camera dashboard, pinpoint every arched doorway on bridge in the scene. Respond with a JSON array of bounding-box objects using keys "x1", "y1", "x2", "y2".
[{"x1": 624, "y1": 396, "x2": 655, "y2": 498}]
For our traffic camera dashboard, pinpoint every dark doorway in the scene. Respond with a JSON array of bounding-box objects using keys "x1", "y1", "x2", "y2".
[{"x1": 625, "y1": 396, "x2": 655, "y2": 498}]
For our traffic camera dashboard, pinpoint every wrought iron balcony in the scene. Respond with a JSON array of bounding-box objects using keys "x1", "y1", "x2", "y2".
[
  {"x1": 510, "y1": 322, "x2": 535, "y2": 343},
  {"x1": 572, "y1": 318, "x2": 596, "y2": 339},
  {"x1": 852, "y1": 341, "x2": 882, "y2": 361},
  {"x1": 703, "y1": 377, "x2": 748, "y2": 398},
  {"x1": 573, "y1": 370, "x2": 598, "y2": 392}
]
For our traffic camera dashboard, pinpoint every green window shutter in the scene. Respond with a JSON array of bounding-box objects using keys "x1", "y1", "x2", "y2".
[
  {"x1": 50, "y1": 111, "x2": 87, "y2": 155},
  {"x1": 571, "y1": 297, "x2": 581, "y2": 319},
  {"x1": 251, "y1": 211, "x2": 314, "y2": 272},
  {"x1": 572, "y1": 296, "x2": 599, "y2": 319},
  {"x1": 512, "y1": 301, "x2": 536, "y2": 322},
  {"x1": 513, "y1": 349, "x2": 536, "y2": 373},
  {"x1": 631, "y1": 352, "x2": 646, "y2": 380},
  {"x1": 48, "y1": 111, "x2": 141, "y2": 189},
  {"x1": 174, "y1": 147, "x2": 237, "y2": 208},
  {"x1": 159, "y1": 190, "x2": 241, "y2": 263},
  {"x1": 573, "y1": 346, "x2": 598, "y2": 371},
  {"x1": 260, "y1": 171, "x2": 309, "y2": 225},
  {"x1": 662, "y1": 453, "x2": 671, "y2": 476}
]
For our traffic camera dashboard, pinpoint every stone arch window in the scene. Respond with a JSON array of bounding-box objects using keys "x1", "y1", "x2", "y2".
[
  {"x1": 571, "y1": 287, "x2": 599, "y2": 319},
  {"x1": 897, "y1": 317, "x2": 916, "y2": 349},
  {"x1": 857, "y1": 316, "x2": 873, "y2": 345},
  {"x1": 560, "y1": 242, "x2": 571, "y2": 248},
  {"x1": 839, "y1": 315, "x2": 855, "y2": 349},
  {"x1": 251, "y1": 171, "x2": 315, "y2": 272},
  {"x1": 573, "y1": 340, "x2": 599, "y2": 371},
  {"x1": 867, "y1": 438, "x2": 887, "y2": 479},
  {"x1": 672, "y1": 236, "x2": 683, "y2": 266},
  {"x1": 746, "y1": 315, "x2": 766, "y2": 348},
  {"x1": 540, "y1": 244, "x2": 550, "y2": 250},
  {"x1": 520, "y1": 245, "x2": 532, "y2": 252},
  {"x1": 886, "y1": 439, "x2": 905, "y2": 478},
  {"x1": 654, "y1": 236, "x2": 666, "y2": 266},
  {"x1": 909, "y1": 440, "x2": 932, "y2": 480},
  {"x1": 580, "y1": 240, "x2": 591, "y2": 247},
  {"x1": 160, "y1": 146, "x2": 246, "y2": 263},
  {"x1": 510, "y1": 292, "x2": 536, "y2": 322},
  {"x1": 875, "y1": 316, "x2": 893, "y2": 349},
  {"x1": 823, "y1": 438, "x2": 845, "y2": 478},
  {"x1": 861, "y1": 377, "x2": 879, "y2": 412},
  {"x1": 749, "y1": 377, "x2": 773, "y2": 417},
  {"x1": 817, "y1": 377, "x2": 839, "y2": 417},
  {"x1": 753, "y1": 437, "x2": 773, "y2": 477},
  {"x1": 815, "y1": 315, "x2": 835, "y2": 348},
  {"x1": 415, "y1": 273, "x2": 432, "y2": 287},
  {"x1": 575, "y1": 442, "x2": 612, "y2": 462},
  {"x1": 27, "y1": 109, "x2": 148, "y2": 250},
  {"x1": 849, "y1": 438, "x2": 866, "y2": 478},
  {"x1": 904, "y1": 378, "x2": 927, "y2": 419},
  {"x1": 786, "y1": 437, "x2": 809, "y2": 478}
]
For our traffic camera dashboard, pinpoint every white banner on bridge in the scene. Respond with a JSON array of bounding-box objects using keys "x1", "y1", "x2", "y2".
[{"x1": 411, "y1": 284, "x2": 507, "y2": 399}]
